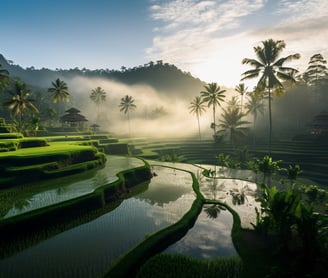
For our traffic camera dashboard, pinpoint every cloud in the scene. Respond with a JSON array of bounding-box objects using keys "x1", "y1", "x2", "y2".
[{"x1": 146, "y1": 0, "x2": 328, "y2": 87}]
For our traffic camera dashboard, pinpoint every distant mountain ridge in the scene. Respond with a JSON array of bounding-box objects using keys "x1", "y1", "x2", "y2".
[{"x1": 0, "y1": 54, "x2": 206, "y2": 97}]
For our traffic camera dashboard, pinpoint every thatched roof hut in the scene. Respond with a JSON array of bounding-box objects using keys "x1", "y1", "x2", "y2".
[{"x1": 60, "y1": 107, "x2": 88, "y2": 128}]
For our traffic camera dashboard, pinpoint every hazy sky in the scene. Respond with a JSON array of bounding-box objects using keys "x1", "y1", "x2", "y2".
[{"x1": 1, "y1": 0, "x2": 327, "y2": 87}]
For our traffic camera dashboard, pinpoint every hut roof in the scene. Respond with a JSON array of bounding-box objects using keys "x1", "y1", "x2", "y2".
[
  {"x1": 60, "y1": 113, "x2": 88, "y2": 122},
  {"x1": 65, "y1": 107, "x2": 80, "y2": 114}
]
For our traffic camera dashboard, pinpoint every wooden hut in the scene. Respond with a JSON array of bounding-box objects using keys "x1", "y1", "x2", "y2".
[{"x1": 60, "y1": 108, "x2": 88, "y2": 128}]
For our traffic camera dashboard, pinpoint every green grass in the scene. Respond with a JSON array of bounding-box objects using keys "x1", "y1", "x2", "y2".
[{"x1": 136, "y1": 254, "x2": 243, "y2": 278}]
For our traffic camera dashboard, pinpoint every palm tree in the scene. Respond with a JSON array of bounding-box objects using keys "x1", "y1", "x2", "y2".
[
  {"x1": 119, "y1": 95, "x2": 136, "y2": 137},
  {"x1": 90, "y1": 86, "x2": 107, "y2": 122},
  {"x1": 48, "y1": 78, "x2": 69, "y2": 104},
  {"x1": 226, "y1": 96, "x2": 240, "y2": 110},
  {"x1": 200, "y1": 82, "x2": 226, "y2": 136},
  {"x1": 189, "y1": 96, "x2": 206, "y2": 140},
  {"x1": 245, "y1": 91, "x2": 265, "y2": 131},
  {"x1": 241, "y1": 39, "x2": 300, "y2": 153},
  {"x1": 4, "y1": 80, "x2": 39, "y2": 131},
  {"x1": 0, "y1": 64, "x2": 10, "y2": 92},
  {"x1": 235, "y1": 83, "x2": 248, "y2": 112},
  {"x1": 218, "y1": 106, "x2": 250, "y2": 146}
]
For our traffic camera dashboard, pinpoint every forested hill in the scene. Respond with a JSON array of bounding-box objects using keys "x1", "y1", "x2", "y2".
[{"x1": 0, "y1": 54, "x2": 205, "y2": 96}]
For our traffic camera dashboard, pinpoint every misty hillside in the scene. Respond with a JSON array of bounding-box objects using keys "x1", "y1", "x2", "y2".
[{"x1": 0, "y1": 54, "x2": 205, "y2": 98}]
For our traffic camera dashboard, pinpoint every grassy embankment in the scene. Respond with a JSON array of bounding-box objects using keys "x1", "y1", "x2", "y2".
[{"x1": 0, "y1": 133, "x2": 153, "y2": 258}]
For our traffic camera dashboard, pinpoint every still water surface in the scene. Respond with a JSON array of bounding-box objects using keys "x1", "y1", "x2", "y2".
[{"x1": 0, "y1": 165, "x2": 196, "y2": 277}]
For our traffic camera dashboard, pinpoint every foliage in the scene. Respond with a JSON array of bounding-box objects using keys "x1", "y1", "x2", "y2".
[
  {"x1": 189, "y1": 96, "x2": 206, "y2": 140},
  {"x1": 137, "y1": 254, "x2": 243, "y2": 278},
  {"x1": 200, "y1": 82, "x2": 226, "y2": 136},
  {"x1": 303, "y1": 53, "x2": 328, "y2": 87},
  {"x1": 256, "y1": 155, "x2": 282, "y2": 184},
  {"x1": 48, "y1": 78, "x2": 69, "y2": 104},
  {"x1": 218, "y1": 106, "x2": 250, "y2": 146},
  {"x1": 285, "y1": 164, "x2": 303, "y2": 185},
  {"x1": 252, "y1": 183, "x2": 328, "y2": 277},
  {"x1": 244, "y1": 91, "x2": 265, "y2": 132},
  {"x1": 90, "y1": 86, "x2": 106, "y2": 122},
  {"x1": 0, "y1": 63, "x2": 10, "y2": 93},
  {"x1": 3, "y1": 80, "x2": 39, "y2": 133},
  {"x1": 235, "y1": 83, "x2": 248, "y2": 112},
  {"x1": 119, "y1": 95, "x2": 136, "y2": 136},
  {"x1": 241, "y1": 39, "x2": 300, "y2": 153}
]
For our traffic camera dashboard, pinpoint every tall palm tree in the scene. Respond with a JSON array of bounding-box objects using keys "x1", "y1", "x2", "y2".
[
  {"x1": 189, "y1": 96, "x2": 206, "y2": 140},
  {"x1": 241, "y1": 39, "x2": 300, "y2": 153},
  {"x1": 4, "y1": 80, "x2": 39, "y2": 131},
  {"x1": 119, "y1": 95, "x2": 136, "y2": 137},
  {"x1": 48, "y1": 78, "x2": 70, "y2": 104},
  {"x1": 0, "y1": 64, "x2": 10, "y2": 92},
  {"x1": 218, "y1": 106, "x2": 250, "y2": 146},
  {"x1": 235, "y1": 83, "x2": 248, "y2": 113},
  {"x1": 90, "y1": 86, "x2": 107, "y2": 122},
  {"x1": 200, "y1": 82, "x2": 226, "y2": 136}
]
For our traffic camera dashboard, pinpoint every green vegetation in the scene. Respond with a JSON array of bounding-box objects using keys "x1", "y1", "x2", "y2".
[
  {"x1": 200, "y1": 82, "x2": 226, "y2": 136},
  {"x1": 241, "y1": 39, "x2": 300, "y2": 153},
  {"x1": 137, "y1": 254, "x2": 242, "y2": 278}
]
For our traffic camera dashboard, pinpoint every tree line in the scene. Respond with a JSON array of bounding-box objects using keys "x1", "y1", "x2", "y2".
[{"x1": 189, "y1": 39, "x2": 328, "y2": 153}]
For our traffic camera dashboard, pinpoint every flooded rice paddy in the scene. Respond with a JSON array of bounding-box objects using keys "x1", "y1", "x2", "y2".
[{"x1": 0, "y1": 157, "x2": 260, "y2": 277}]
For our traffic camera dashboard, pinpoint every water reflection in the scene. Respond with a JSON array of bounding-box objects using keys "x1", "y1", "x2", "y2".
[
  {"x1": 164, "y1": 204, "x2": 237, "y2": 259},
  {"x1": 199, "y1": 178, "x2": 258, "y2": 229},
  {"x1": 0, "y1": 165, "x2": 196, "y2": 278},
  {"x1": 1, "y1": 156, "x2": 145, "y2": 219}
]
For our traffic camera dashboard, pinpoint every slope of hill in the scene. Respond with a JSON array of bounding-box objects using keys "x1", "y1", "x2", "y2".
[{"x1": 0, "y1": 54, "x2": 205, "y2": 97}]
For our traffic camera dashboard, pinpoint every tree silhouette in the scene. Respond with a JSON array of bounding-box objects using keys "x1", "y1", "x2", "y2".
[
  {"x1": 303, "y1": 53, "x2": 328, "y2": 98},
  {"x1": 119, "y1": 95, "x2": 136, "y2": 137},
  {"x1": 241, "y1": 39, "x2": 300, "y2": 153},
  {"x1": 90, "y1": 86, "x2": 106, "y2": 122},
  {"x1": 189, "y1": 96, "x2": 206, "y2": 140},
  {"x1": 235, "y1": 83, "x2": 248, "y2": 113},
  {"x1": 0, "y1": 64, "x2": 10, "y2": 93},
  {"x1": 200, "y1": 82, "x2": 226, "y2": 136},
  {"x1": 218, "y1": 106, "x2": 250, "y2": 146},
  {"x1": 245, "y1": 91, "x2": 265, "y2": 132},
  {"x1": 48, "y1": 78, "x2": 69, "y2": 104},
  {"x1": 4, "y1": 80, "x2": 39, "y2": 131}
]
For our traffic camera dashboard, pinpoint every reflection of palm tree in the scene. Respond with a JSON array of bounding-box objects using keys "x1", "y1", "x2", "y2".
[
  {"x1": 241, "y1": 39, "x2": 300, "y2": 153},
  {"x1": 90, "y1": 86, "x2": 106, "y2": 122},
  {"x1": 200, "y1": 82, "x2": 226, "y2": 136},
  {"x1": 230, "y1": 186, "x2": 248, "y2": 205},
  {"x1": 189, "y1": 96, "x2": 206, "y2": 140},
  {"x1": 204, "y1": 204, "x2": 226, "y2": 219},
  {"x1": 119, "y1": 95, "x2": 136, "y2": 137}
]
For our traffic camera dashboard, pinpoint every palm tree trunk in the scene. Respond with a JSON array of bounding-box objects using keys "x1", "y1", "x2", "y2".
[
  {"x1": 197, "y1": 114, "x2": 201, "y2": 140},
  {"x1": 127, "y1": 111, "x2": 131, "y2": 138},
  {"x1": 213, "y1": 106, "x2": 216, "y2": 135},
  {"x1": 268, "y1": 88, "x2": 272, "y2": 155}
]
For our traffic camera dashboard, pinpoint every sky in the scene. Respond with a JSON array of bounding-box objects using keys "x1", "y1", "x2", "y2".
[{"x1": 1, "y1": 0, "x2": 327, "y2": 88}]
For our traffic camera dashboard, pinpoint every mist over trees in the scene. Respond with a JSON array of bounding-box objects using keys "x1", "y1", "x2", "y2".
[{"x1": 0, "y1": 50, "x2": 327, "y2": 139}]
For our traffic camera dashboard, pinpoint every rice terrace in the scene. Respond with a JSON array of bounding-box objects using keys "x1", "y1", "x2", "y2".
[{"x1": 1, "y1": 17, "x2": 328, "y2": 278}]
